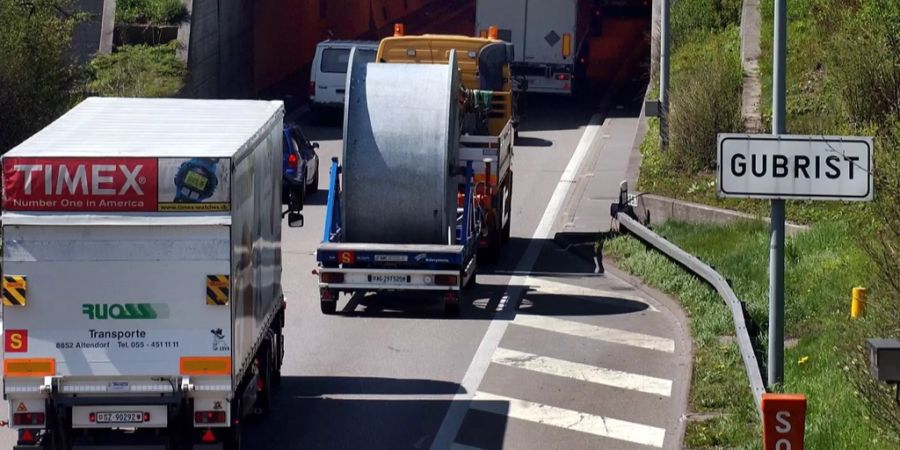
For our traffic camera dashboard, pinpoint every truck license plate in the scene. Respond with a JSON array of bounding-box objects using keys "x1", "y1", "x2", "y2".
[
  {"x1": 96, "y1": 411, "x2": 144, "y2": 424},
  {"x1": 368, "y1": 274, "x2": 410, "y2": 284}
]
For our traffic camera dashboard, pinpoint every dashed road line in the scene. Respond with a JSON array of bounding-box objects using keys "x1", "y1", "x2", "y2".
[
  {"x1": 429, "y1": 114, "x2": 605, "y2": 450},
  {"x1": 492, "y1": 348, "x2": 673, "y2": 397},
  {"x1": 512, "y1": 314, "x2": 675, "y2": 353},
  {"x1": 471, "y1": 391, "x2": 667, "y2": 448}
]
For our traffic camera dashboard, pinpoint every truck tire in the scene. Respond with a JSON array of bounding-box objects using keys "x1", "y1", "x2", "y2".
[
  {"x1": 463, "y1": 270, "x2": 477, "y2": 290},
  {"x1": 444, "y1": 300, "x2": 460, "y2": 317},
  {"x1": 307, "y1": 170, "x2": 319, "y2": 194},
  {"x1": 253, "y1": 344, "x2": 273, "y2": 416},
  {"x1": 224, "y1": 423, "x2": 242, "y2": 450},
  {"x1": 479, "y1": 232, "x2": 501, "y2": 263},
  {"x1": 321, "y1": 300, "x2": 337, "y2": 315},
  {"x1": 501, "y1": 216, "x2": 511, "y2": 244}
]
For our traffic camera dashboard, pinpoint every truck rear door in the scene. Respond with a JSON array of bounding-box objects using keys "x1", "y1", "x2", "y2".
[
  {"x1": 477, "y1": 0, "x2": 527, "y2": 62},
  {"x1": 2, "y1": 224, "x2": 232, "y2": 380},
  {"x1": 523, "y1": 0, "x2": 578, "y2": 64}
]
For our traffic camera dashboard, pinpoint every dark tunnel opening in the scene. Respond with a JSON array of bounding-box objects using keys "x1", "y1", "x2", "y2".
[{"x1": 251, "y1": 0, "x2": 652, "y2": 112}]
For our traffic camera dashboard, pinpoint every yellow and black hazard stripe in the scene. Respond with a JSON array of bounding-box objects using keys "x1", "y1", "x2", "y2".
[
  {"x1": 206, "y1": 275, "x2": 230, "y2": 306},
  {"x1": 2, "y1": 275, "x2": 27, "y2": 307}
]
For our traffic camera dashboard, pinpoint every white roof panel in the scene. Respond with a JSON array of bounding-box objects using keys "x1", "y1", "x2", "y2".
[{"x1": 5, "y1": 97, "x2": 284, "y2": 158}]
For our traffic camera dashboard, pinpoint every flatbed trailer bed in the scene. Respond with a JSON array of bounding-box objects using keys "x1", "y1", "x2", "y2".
[{"x1": 316, "y1": 159, "x2": 480, "y2": 315}]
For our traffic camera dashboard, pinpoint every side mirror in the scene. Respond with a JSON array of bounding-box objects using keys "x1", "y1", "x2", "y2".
[
  {"x1": 313, "y1": 142, "x2": 320, "y2": 149},
  {"x1": 288, "y1": 212, "x2": 304, "y2": 228}
]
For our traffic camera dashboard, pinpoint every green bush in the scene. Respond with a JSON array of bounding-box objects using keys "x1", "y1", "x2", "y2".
[
  {"x1": 671, "y1": 0, "x2": 743, "y2": 48},
  {"x1": 0, "y1": 0, "x2": 82, "y2": 152},
  {"x1": 86, "y1": 42, "x2": 185, "y2": 97},
  {"x1": 117, "y1": 0, "x2": 189, "y2": 26},
  {"x1": 828, "y1": 2, "x2": 900, "y2": 126},
  {"x1": 666, "y1": 29, "x2": 743, "y2": 172}
]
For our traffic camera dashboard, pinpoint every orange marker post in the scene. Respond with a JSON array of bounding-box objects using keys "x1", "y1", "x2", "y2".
[{"x1": 762, "y1": 393, "x2": 807, "y2": 450}]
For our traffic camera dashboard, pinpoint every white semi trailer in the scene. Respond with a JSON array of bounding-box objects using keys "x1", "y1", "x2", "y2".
[
  {"x1": 1, "y1": 98, "x2": 296, "y2": 450},
  {"x1": 476, "y1": 0, "x2": 591, "y2": 95}
]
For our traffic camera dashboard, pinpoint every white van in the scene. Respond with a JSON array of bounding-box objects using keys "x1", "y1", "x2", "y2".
[{"x1": 309, "y1": 40, "x2": 378, "y2": 114}]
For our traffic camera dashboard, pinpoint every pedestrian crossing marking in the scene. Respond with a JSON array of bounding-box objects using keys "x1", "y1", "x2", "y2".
[
  {"x1": 524, "y1": 276, "x2": 661, "y2": 312},
  {"x1": 493, "y1": 348, "x2": 672, "y2": 396},
  {"x1": 471, "y1": 391, "x2": 666, "y2": 448},
  {"x1": 513, "y1": 314, "x2": 675, "y2": 353}
]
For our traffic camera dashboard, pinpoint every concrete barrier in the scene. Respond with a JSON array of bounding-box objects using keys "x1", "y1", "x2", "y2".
[{"x1": 634, "y1": 193, "x2": 809, "y2": 235}]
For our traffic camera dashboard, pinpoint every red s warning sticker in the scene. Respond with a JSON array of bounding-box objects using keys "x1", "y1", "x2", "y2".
[{"x1": 5, "y1": 329, "x2": 28, "y2": 352}]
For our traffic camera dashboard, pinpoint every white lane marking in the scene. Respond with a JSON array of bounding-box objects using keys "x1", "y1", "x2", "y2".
[
  {"x1": 512, "y1": 314, "x2": 675, "y2": 353},
  {"x1": 524, "y1": 276, "x2": 661, "y2": 312},
  {"x1": 492, "y1": 348, "x2": 673, "y2": 396},
  {"x1": 471, "y1": 391, "x2": 667, "y2": 448},
  {"x1": 449, "y1": 444, "x2": 485, "y2": 450},
  {"x1": 430, "y1": 115, "x2": 605, "y2": 450}
]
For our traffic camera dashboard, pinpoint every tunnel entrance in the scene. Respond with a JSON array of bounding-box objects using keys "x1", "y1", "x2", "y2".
[{"x1": 250, "y1": 0, "x2": 651, "y2": 110}]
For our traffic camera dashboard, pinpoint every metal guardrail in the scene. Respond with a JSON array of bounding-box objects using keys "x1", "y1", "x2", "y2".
[{"x1": 614, "y1": 209, "x2": 766, "y2": 412}]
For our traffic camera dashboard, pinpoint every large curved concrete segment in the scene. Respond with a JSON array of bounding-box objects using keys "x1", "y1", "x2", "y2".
[{"x1": 342, "y1": 51, "x2": 460, "y2": 244}]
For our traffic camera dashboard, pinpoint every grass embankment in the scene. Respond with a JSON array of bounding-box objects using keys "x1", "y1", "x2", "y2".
[
  {"x1": 607, "y1": 222, "x2": 896, "y2": 449},
  {"x1": 626, "y1": 0, "x2": 900, "y2": 447}
]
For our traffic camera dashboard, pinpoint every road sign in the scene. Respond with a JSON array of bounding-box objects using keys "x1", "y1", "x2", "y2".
[
  {"x1": 718, "y1": 134, "x2": 873, "y2": 201},
  {"x1": 762, "y1": 393, "x2": 807, "y2": 450}
]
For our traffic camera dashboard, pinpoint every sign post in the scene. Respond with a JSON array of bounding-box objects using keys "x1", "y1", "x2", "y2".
[
  {"x1": 762, "y1": 393, "x2": 807, "y2": 450},
  {"x1": 770, "y1": 0, "x2": 788, "y2": 387}
]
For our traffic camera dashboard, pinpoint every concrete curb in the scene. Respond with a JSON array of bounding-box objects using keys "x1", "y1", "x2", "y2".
[{"x1": 634, "y1": 194, "x2": 810, "y2": 236}]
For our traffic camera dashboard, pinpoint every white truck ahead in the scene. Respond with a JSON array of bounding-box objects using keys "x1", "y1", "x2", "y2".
[
  {"x1": 476, "y1": 0, "x2": 591, "y2": 95},
  {"x1": 1, "y1": 97, "x2": 297, "y2": 450}
]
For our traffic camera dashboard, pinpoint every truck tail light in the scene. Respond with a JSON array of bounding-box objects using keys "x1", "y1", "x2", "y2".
[
  {"x1": 562, "y1": 33, "x2": 572, "y2": 59},
  {"x1": 434, "y1": 275, "x2": 458, "y2": 286},
  {"x1": 18, "y1": 429, "x2": 36, "y2": 444},
  {"x1": 13, "y1": 412, "x2": 45, "y2": 426},
  {"x1": 202, "y1": 428, "x2": 217, "y2": 442},
  {"x1": 195, "y1": 411, "x2": 227, "y2": 424},
  {"x1": 143, "y1": 412, "x2": 151, "y2": 422},
  {"x1": 308, "y1": 81, "x2": 316, "y2": 98},
  {"x1": 288, "y1": 153, "x2": 299, "y2": 169},
  {"x1": 394, "y1": 23, "x2": 405, "y2": 36},
  {"x1": 321, "y1": 273, "x2": 344, "y2": 284},
  {"x1": 556, "y1": 73, "x2": 571, "y2": 81}
]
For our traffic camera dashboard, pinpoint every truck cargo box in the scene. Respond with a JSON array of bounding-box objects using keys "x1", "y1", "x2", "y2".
[{"x1": 1, "y1": 97, "x2": 288, "y2": 449}]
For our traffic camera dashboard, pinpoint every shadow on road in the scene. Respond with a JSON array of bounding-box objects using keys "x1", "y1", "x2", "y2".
[{"x1": 242, "y1": 376, "x2": 509, "y2": 450}]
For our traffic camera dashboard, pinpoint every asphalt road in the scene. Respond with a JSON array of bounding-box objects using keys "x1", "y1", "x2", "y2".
[
  {"x1": 0, "y1": 93, "x2": 690, "y2": 450},
  {"x1": 240, "y1": 87, "x2": 690, "y2": 449},
  {"x1": 0, "y1": 19, "x2": 691, "y2": 448}
]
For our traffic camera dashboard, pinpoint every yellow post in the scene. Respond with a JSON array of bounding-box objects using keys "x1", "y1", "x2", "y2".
[{"x1": 851, "y1": 287, "x2": 867, "y2": 319}]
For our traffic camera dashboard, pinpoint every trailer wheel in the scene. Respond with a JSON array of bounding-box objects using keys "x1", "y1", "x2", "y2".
[
  {"x1": 501, "y1": 216, "x2": 511, "y2": 244},
  {"x1": 444, "y1": 301, "x2": 460, "y2": 317},
  {"x1": 224, "y1": 422, "x2": 243, "y2": 450},
  {"x1": 320, "y1": 300, "x2": 337, "y2": 315},
  {"x1": 463, "y1": 271, "x2": 477, "y2": 290},
  {"x1": 479, "y1": 233, "x2": 502, "y2": 263}
]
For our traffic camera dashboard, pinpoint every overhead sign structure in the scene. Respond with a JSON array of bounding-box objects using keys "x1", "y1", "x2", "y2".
[{"x1": 718, "y1": 134, "x2": 873, "y2": 201}]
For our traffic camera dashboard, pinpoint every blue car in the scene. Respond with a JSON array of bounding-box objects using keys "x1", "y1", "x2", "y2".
[{"x1": 282, "y1": 124, "x2": 320, "y2": 205}]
